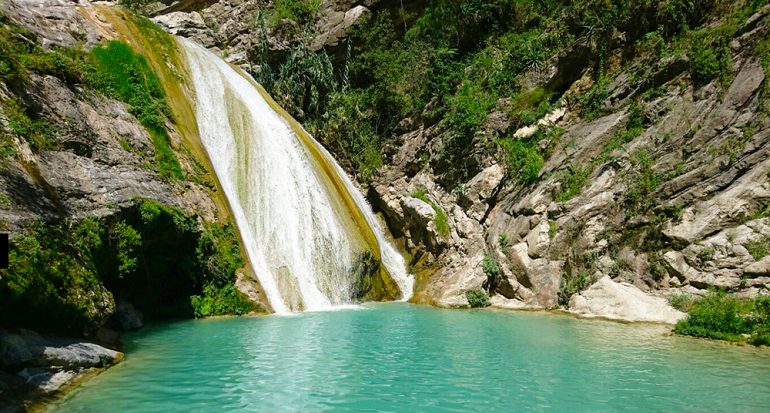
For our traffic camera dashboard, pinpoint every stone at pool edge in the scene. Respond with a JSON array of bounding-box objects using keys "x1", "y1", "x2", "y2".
[
  {"x1": 569, "y1": 276, "x2": 686, "y2": 324},
  {"x1": 0, "y1": 329, "x2": 124, "y2": 394}
]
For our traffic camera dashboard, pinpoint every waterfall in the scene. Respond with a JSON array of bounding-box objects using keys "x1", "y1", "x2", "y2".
[{"x1": 179, "y1": 39, "x2": 413, "y2": 313}]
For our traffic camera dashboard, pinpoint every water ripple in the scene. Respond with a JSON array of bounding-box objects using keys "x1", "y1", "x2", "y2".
[{"x1": 49, "y1": 304, "x2": 770, "y2": 412}]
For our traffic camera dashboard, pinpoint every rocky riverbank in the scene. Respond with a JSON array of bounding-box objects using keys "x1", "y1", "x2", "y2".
[{"x1": 0, "y1": 329, "x2": 123, "y2": 413}]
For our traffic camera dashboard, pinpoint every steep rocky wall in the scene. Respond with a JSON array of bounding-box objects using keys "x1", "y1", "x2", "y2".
[
  {"x1": 368, "y1": 5, "x2": 770, "y2": 319},
  {"x1": 135, "y1": 0, "x2": 770, "y2": 321},
  {"x1": 0, "y1": 0, "x2": 217, "y2": 231},
  {"x1": 0, "y1": 0, "x2": 270, "y2": 328}
]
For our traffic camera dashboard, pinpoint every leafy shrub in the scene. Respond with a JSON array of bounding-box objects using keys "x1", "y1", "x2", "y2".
[
  {"x1": 745, "y1": 238, "x2": 769, "y2": 261},
  {"x1": 314, "y1": 90, "x2": 384, "y2": 181},
  {"x1": 269, "y1": 0, "x2": 321, "y2": 28},
  {"x1": 482, "y1": 255, "x2": 501, "y2": 280},
  {"x1": 446, "y1": 80, "x2": 496, "y2": 136},
  {"x1": 559, "y1": 271, "x2": 594, "y2": 306},
  {"x1": 578, "y1": 79, "x2": 610, "y2": 120},
  {"x1": 498, "y1": 233, "x2": 510, "y2": 250},
  {"x1": 674, "y1": 292, "x2": 770, "y2": 344},
  {"x1": 466, "y1": 287, "x2": 491, "y2": 308},
  {"x1": 623, "y1": 151, "x2": 661, "y2": 216},
  {"x1": 687, "y1": 24, "x2": 735, "y2": 86},
  {"x1": 696, "y1": 246, "x2": 715, "y2": 264},
  {"x1": 555, "y1": 164, "x2": 592, "y2": 202},
  {"x1": 498, "y1": 138, "x2": 543, "y2": 186},
  {"x1": 669, "y1": 294, "x2": 697, "y2": 312},
  {"x1": 411, "y1": 188, "x2": 451, "y2": 237},
  {"x1": 268, "y1": 46, "x2": 337, "y2": 118},
  {"x1": 191, "y1": 284, "x2": 255, "y2": 317}
]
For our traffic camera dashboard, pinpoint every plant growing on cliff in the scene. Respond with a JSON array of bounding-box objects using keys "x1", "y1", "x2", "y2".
[
  {"x1": 696, "y1": 246, "x2": 715, "y2": 265},
  {"x1": 744, "y1": 237, "x2": 769, "y2": 260},
  {"x1": 558, "y1": 270, "x2": 594, "y2": 307},
  {"x1": 548, "y1": 220, "x2": 558, "y2": 239},
  {"x1": 687, "y1": 24, "x2": 735, "y2": 86},
  {"x1": 482, "y1": 255, "x2": 502, "y2": 294},
  {"x1": 269, "y1": 0, "x2": 321, "y2": 29},
  {"x1": 498, "y1": 233, "x2": 510, "y2": 250},
  {"x1": 466, "y1": 288, "x2": 491, "y2": 308},
  {"x1": 555, "y1": 163, "x2": 592, "y2": 202},
  {"x1": 623, "y1": 150, "x2": 661, "y2": 217},
  {"x1": 0, "y1": 220, "x2": 112, "y2": 334},
  {"x1": 498, "y1": 138, "x2": 543, "y2": 186},
  {"x1": 0, "y1": 199, "x2": 255, "y2": 334},
  {"x1": 88, "y1": 41, "x2": 184, "y2": 181},
  {"x1": 119, "y1": 0, "x2": 156, "y2": 14},
  {"x1": 0, "y1": 98, "x2": 55, "y2": 152},
  {"x1": 411, "y1": 188, "x2": 451, "y2": 237}
]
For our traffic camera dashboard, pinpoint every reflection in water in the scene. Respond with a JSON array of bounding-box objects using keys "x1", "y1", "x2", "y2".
[{"x1": 50, "y1": 304, "x2": 770, "y2": 412}]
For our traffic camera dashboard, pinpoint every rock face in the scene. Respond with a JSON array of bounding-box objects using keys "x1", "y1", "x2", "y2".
[
  {"x1": 151, "y1": 0, "x2": 384, "y2": 69},
  {"x1": 364, "y1": 5, "x2": 770, "y2": 317},
  {"x1": 569, "y1": 277, "x2": 686, "y2": 324},
  {"x1": 0, "y1": 2, "x2": 219, "y2": 233}
]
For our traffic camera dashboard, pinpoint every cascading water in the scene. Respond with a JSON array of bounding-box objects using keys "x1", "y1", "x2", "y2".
[{"x1": 180, "y1": 39, "x2": 413, "y2": 313}]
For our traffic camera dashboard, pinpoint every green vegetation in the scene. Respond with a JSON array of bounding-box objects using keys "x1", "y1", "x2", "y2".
[
  {"x1": 498, "y1": 233, "x2": 510, "y2": 250},
  {"x1": 555, "y1": 164, "x2": 592, "y2": 202},
  {"x1": 669, "y1": 294, "x2": 697, "y2": 312},
  {"x1": 498, "y1": 138, "x2": 543, "y2": 186},
  {"x1": 411, "y1": 188, "x2": 450, "y2": 237},
  {"x1": 623, "y1": 151, "x2": 661, "y2": 217},
  {"x1": 745, "y1": 238, "x2": 769, "y2": 261},
  {"x1": 675, "y1": 292, "x2": 770, "y2": 346},
  {"x1": 482, "y1": 255, "x2": 502, "y2": 294},
  {"x1": 594, "y1": 103, "x2": 646, "y2": 165},
  {"x1": 466, "y1": 287, "x2": 491, "y2": 308},
  {"x1": 191, "y1": 285, "x2": 255, "y2": 318},
  {"x1": 0, "y1": 219, "x2": 113, "y2": 334},
  {"x1": 696, "y1": 246, "x2": 715, "y2": 265},
  {"x1": 1, "y1": 98, "x2": 55, "y2": 152},
  {"x1": 252, "y1": 0, "x2": 745, "y2": 189},
  {"x1": 269, "y1": 0, "x2": 321, "y2": 28},
  {"x1": 119, "y1": 0, "x2": 155, "y2": 14},
  {"x1": 89, "y1": 41, "x2": 183, "y2": 180},
  {"x1": 559, "y1": 270, "x2": 594, "y2": 306},
  {"x1": 548, "y1": 219, "x2": 558, "y2": 239},
  {"x1": 687, "y1": 24, "x2": 735, "y2": 86},
  {"x1": 0, "y1": 12, "x2": 183, "y2": 179},
  {"x1": 0, "y1": 200, "x2": 253, "y2": 335}
]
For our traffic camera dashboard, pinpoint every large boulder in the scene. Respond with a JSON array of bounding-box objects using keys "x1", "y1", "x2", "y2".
[
  {"x1": 569, "y1": 277, "x2": 686, "y2": 324},
  {"x1": 744, "y1": 256, "x2": 770, "y2": 277},
  {"x1": 0, "y1": 330, "x2": 122, "y2": 370},
  {"x1": 0, "y1": 329, "x2": 123, "y2": 397},
  {"x1": 508, "y1": 243, "x2": 562, "y2": 308},
  {"x1": 458, "y1": 163, "x2": 505, "y2": 221}
]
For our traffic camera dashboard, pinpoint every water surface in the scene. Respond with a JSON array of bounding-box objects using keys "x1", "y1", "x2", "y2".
[{"x1": 49, "y1": 304, "x2": 770, "y2": 412}]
